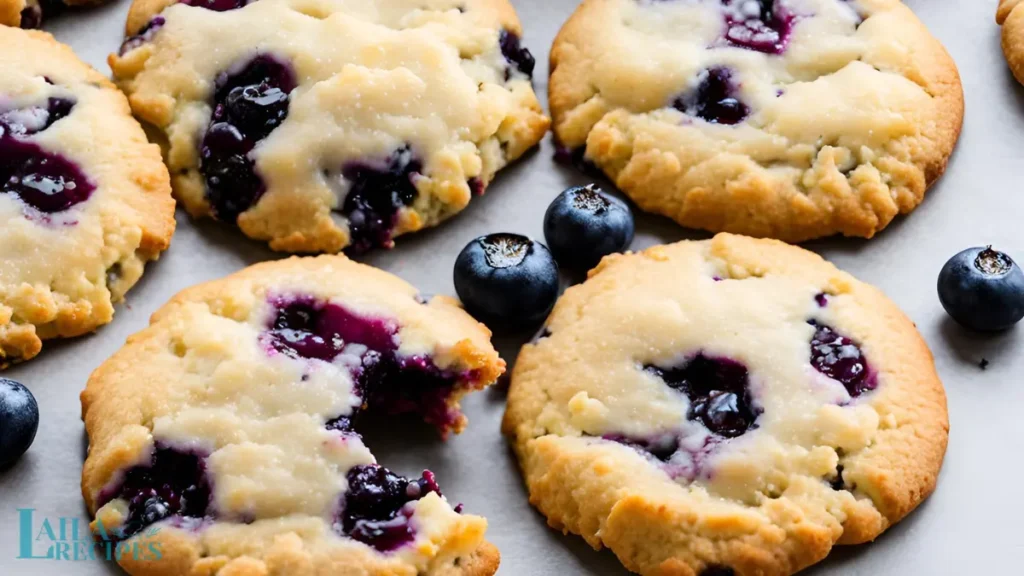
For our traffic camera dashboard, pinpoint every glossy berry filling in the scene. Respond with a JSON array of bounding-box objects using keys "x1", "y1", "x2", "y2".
[
  {"x1": 98, "y1": 446, "x2": 211, "y2": 539},
  {"x1": 646, "y1": 354, "x2": 760, "y2": 438},
  {"x1": 333, "y1": 145, "x2": 422, "y2": 254},
  {"x1": 263, "y1": 296, "x2": 468, "y2": 431},
  {"x1": 808, "y1": 321, "x2": 877, "y2": 397},
  {"x1": 499, "y1": 29, "x2": 536, "y2": 80},
  {"x1": 200, "y1": 55, "x2": 296, "y2": 222},
  {"x1": 672, "y1": 67, "x2": 750, "y2": 125},
  {"x1": 338, "y1": 464, "x2": 441, "y2": 551},
  {"x1": 0, "y1": 97, "x2": 74, "y2": 137},
  {"x1": 0, "y1": 136, "x2": 94, "y2": 214},
  {"x1": 119, "y1": 17, "x2": 166, "y2": 55},
  {"x1": 182, "y1": 0, "x2": 251, "y2": 10},
  {"x1": 722, "y1": 0, "x2": 795, "y2": 54}
]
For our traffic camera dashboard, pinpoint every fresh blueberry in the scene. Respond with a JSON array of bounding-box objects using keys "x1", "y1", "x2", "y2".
[
  {"x1": 672, "y1": 67, "x2": 750, "y2": 125},
  {"x1": 646, "y1": 355, "x2": 759, "y2": 438},
  {"x1": 0, "y1": 379, "x2": 39, "y2": 469},
  {"x1": 543, "y1": 184, "x2": 634, "y2": 271},
  {"x1": 453, "y1": 233, "x2": 559, "y2": 328},
  {"x1": 938, "y1": 246, "x2": 1024, "y2": 331}
]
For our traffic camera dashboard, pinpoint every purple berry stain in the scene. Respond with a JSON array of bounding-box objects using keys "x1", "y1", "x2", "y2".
[
  {"x1": 98, "y1": 446, "x2": 211, "y2": 540},
  {"x1": 200, "y1": 55, "x2": 296, "y2": 222},
  {"x1": 263, "y1": 296, "x2": 469, "y2": 432},
  {"x1": 646, "y1": 354, "x2": 759, "y2": 438},
  {"x1": 333, "y1": 145, "x2": 422, "y2": 254},
  {"x1": 673, "y1": 67, "x2": 750, "y2": 125},
  {"x1": 808, "y1": 321, "x2": 876, "y2": 397},
  {"x1": 339, "y1": 464, "x2": 441, "y2": 551},
  {"x1": 722, "y1": 0, "x2": 796, "y2": 54},
  {"x1": 119, "y1": 17, "x2": 166, "y2": 55}
]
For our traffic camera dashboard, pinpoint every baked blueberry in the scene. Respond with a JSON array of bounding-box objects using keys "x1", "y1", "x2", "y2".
[
  {"x1": 182, "y1": 0, "x2": 250, "y2": 11},
  {"x1": 0, "y1": 136, "x2": 95, "y2": 214},
  {"x1": 335, "y1": 146, "x2": 423, "y2": 254},
  {"x1": 543, "y1": 184, "x2": 634, "y2": 271},
  {"x1": 722, "y1": 0, "x2": 795, "y2": 55},
  {"x1": 0, "y1": 378, "x2": 39, "y2": 469},
  {"x1": 672, "y1": 67, "x2": 750, "y2": 125},
  {"x1": 200, "y1": 55, "x2": 296, "y2": 222},
  {"x1": 339, "y1": 464, "x2": 441, "y2": 551},
  {"x1": 101, "y1": 446, "x2": 211, "y2": 539},
  {"x1": 265, "y1": 296, "x2": 467, "y2": 431},
  {"x1": 453, "y1": 233, "x2": 559, "y2": 328},
  {"x1": 119, "y1": 16, "x2": 166, "y2": 55},
  {"x1": 938, "y1": 246, "x2": 1024, "y2": 331},
  {"x1": 808, "y1": 321, "x2": 876, "y2": 397},
  {"x1": 646, "y1": 355, "x2": 759, "y2": 438},
  {"x1": 499, "y1": 29, "x2": 535, "y2": 79},
  {"x1": 0, "y1": 97, "x2": 74, "y2": 137}
]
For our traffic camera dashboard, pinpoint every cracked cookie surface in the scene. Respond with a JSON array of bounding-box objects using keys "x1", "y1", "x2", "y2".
[
  {"x1": 111, "y1": 0, "x2": 549, "y2": 254},
  {"x1": 550, "y1": 0, "x2": 963, "y2": 242},
  {"x1": 81, "y1": 255, "x2": 505, "y2": 576},
  {"x1": 503, "y1": 233, "x2": 948, "y2": 576},
  {"x1": 0, "y1": 27, "x2": 174, "y2": 367}
]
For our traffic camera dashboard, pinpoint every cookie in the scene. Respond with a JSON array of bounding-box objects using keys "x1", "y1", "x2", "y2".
[
  {"x1": 81, "y1": 255, "x2": 505, "y2": 576},
  {"x1": 998, "y1": 0, "x2": 1024, "y2": 85},
  {"x1": 503, "y1": 234, "x2": 948, "y2": 576},
  {"x1": 0, "y1": 28, "x2": 174, "y2": 367},
  {"x1": 549, "y1": 0, "x2": 963, "y2": 242},
  {"x1": 110, "y1": 0, "x2": 550, "y2": 254},
  {"x1": 1, "y1": 0, "x2": 107, "y2": 28}
]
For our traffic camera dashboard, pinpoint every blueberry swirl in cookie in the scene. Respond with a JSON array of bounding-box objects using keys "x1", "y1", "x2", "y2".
[
  {"x1": 112, "y1": 0, "x2": 550, "y2": 254},
  {"x1": 550, "y1": 0, "x2": 963, "y2": 242},
  {"x1": 504, "y1": 234, "x2": 948, "y2": 576},
  {"x1": 0, "y1": 27, "x2": 174, "y2": 367},
  {"x1": 82, "y1": 256, "x2": 505, "y2": 576}
]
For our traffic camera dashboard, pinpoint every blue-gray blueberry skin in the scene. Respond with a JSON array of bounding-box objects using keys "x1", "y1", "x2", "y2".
[
  {"x1": 453, "y1": 233, "x2": 559, "y2": 329},
  {"x1": 938, "y1": 246, "x2": 1024, "y2": 332},
  {"x1": 0, "y1": 378, "x2": 39, "y2": 469},
  {"x1": 543, "y1": 184, "x2": 634, "y2": 272}
]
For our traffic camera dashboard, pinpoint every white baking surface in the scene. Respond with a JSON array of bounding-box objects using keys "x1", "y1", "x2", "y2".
[{"x1": 0, "y1": 0, "x2": 1019, "y2": 573}]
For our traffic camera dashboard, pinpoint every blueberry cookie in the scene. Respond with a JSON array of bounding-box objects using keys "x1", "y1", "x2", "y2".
[
  {"x1": 998, "y1": 0, "x2": 1024, "y2": 86},
  {"x1": 111, "y1": 0, "x2": 549, "y2": 254},
  {"x1": 81, "y1": 256, "x2": 505, "y2": 576},
  {"x1": 1, "y1": 0, "x2": 106, "y2": 29},
  {"x1": 0, "y1": 28, "x2": 174, "y2": 367},
  {"x1": 503, "y1": 234, "x2": 948, "y2": 576},
  {"x1": 550, "y1": 0, "x2": 963, "y2": 242}
]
